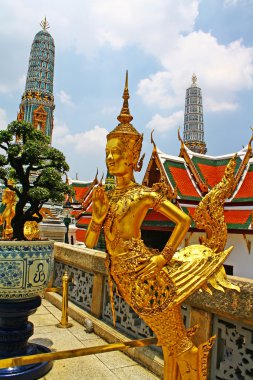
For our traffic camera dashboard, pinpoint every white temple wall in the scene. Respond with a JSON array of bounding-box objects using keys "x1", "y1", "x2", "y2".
[
  {"x1": 225, "y1": 234, "x2": 253, "y2": 279},
  {"x1": 184, "y1": 232, "x2": 253, "y2": 279}
]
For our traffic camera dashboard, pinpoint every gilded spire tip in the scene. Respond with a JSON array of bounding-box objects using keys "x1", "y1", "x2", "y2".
[
  {"x1": 125, "y1": 70, "x2": 128, "y2": 90},
  {"x1": 117, "y1": 71, "x2": 133, "y2": 124},
  {"x1": 40, "y1": 17, "x2": 50, "y2": 31},
  {"x1": 107, "y1": 71, "x2": 142, "y2": 141},
  {"x1": 192, "y1": 73, "x2": 197, "y2": 86}
]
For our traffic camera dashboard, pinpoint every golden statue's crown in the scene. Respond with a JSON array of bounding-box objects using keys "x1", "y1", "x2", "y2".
[{"x1": 107, "y1": 71, "x2": 142, "y2": 141}]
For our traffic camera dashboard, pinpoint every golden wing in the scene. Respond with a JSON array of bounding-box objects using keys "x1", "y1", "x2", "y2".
[{"x1": 165, "y1": 244, "x2": 238, "y2": 307}]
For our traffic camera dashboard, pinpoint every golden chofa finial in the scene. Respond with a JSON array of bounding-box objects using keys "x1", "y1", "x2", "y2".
[
  {"x1": 40, "y1": 17, "x2": 50, "y2": 31},
  {"x1": 117, "y1": 70, "x2": 133, "y2": 125},
  {"x1": 192, "y1": 73, "x2": 197, "y2": 86}
]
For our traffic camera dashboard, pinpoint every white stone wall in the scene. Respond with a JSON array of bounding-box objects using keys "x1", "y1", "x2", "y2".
[
  {"x1": 185, "y1": 231, "x2": 253, "y2": 279},
  {"x1": 225, "y1": 234, "x2": 253, "y2": 279}
]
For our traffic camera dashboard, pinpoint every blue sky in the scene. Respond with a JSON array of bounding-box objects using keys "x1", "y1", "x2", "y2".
[{"x1": 0, "y1": 0, "x2": 253, "y2": 181}]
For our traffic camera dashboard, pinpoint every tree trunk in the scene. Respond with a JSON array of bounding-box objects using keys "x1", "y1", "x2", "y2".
[{"x1": 11, "y1": 215, "x2": 26, "y2": 240}]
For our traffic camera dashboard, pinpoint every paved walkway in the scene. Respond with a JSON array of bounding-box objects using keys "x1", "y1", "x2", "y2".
[{"x1": 30, "y1": 299, "x2": 160, "y2": 380}]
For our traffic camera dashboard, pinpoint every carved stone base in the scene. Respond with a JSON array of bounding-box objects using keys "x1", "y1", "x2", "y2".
[{"x1": 0, "y1": 297, "x2": 52, "y2": 379}]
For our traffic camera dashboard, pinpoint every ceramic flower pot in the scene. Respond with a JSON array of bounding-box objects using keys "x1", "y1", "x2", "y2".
[
  {"x1": 0, "y1": 240, "x2": 54, "y2": 379},
  {"x1": 0, "y1": 240, "x2": 54, "y2": 300}
]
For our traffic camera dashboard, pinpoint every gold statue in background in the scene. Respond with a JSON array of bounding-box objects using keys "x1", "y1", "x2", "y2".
[
  {"x1": 85, "y1": 72, "x2": 239, "y2": 380},
  {"x1": 0, "y1": 183, "x2": 16, "y2": 239},
  {"x1": 0, "y1": 183, "x2": 53, "y2": 240}
]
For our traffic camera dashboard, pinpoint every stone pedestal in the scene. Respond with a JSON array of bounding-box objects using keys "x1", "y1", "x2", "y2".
[
  {"x1": 39, "y1": 220, "x2": 66, "y2": 242},
  {"x1": 0, "y1": 297, "x2": 52, "y2": 379}
]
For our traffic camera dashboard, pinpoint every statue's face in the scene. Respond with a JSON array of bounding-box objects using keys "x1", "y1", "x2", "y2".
[{"x1": 106, "y1": 137, "x2": 134, "y2": 176}]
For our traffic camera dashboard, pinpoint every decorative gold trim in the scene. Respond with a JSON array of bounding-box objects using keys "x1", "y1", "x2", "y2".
[
  {"x1": 232, "y1": 129, "x2": 253, "y2": 193},
  {"x1": 178, "y1": 128, "x2": 208, "y2": 194},
  {"x1": 40, "y1": 17, "x2": 50, "y2": 31},
  {"x1": 185, "y1": 232, "x2": 193, "y2": 247},
  {"x1": 243, "y1": 234, "x2": 251, "y2": 254},
  {"x1": 90, "y1": 220, "x2": 102, "y2": 233},
  {"x1": 162, "y1": 245, "x2": 174, "y2": 263}
]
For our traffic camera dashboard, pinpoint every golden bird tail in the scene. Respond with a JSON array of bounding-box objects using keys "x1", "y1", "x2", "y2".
[
  {"x1": 193, "y1": 155, "x2": 236, "y2": 253},
  {"x1": 193, "y1": 155, "x2": 240, "y2": 293}
]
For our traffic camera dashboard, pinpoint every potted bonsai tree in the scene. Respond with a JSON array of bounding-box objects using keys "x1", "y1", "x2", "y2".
[{"x1": 0, "y1": 120, "x2": 72, "y2": 379}]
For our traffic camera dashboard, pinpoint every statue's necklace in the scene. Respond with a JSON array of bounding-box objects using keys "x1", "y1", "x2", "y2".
[{"x1": 105, "y1": 184, "x2": 140, "y2": 238}]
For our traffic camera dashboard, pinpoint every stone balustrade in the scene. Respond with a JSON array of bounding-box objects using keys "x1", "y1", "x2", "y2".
[{"x1": 53, "y1": 243, "x2": 253, "y2": 380}]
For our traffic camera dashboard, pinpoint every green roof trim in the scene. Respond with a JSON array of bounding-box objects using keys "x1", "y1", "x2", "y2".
[
  {"x1": 227, "y1": 213, "x2": 252, "y2": 230},
  {"x1": 181, "y1": 206, "x2": 196, "y2": 228},
  {"x1": 141, "y1": 220, "x2": 176, "y2": 228},
  {"x1": 76, "y1": 222, "x2": 89, "y2": 229},
  {"x1": 232, "y1": 197, "x2": 253, "y2": 203},
  {"x1": 71, "y1": 182, "x2": 92, "y2": 188}
]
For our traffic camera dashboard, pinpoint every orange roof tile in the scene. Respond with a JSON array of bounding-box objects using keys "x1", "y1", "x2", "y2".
[
  {"x1": 145, "y1": 210, "x2": 169, "y2": 221},
  {"x1": 187, "y1": 208, "x2": 196, "y2": 218},
  {"x1": 76, "y1": 229, "x2": 86, "y2": 242},
  {"x1": 224, "y1": 210, "x2": 251, "y2": 224},
  {"x1": 76, "y1": 216, "x2": 91, "y2": 225},
  {"x1": 74, "y1": 186, "x2": 90, "y2": 203},
  {"x1": 197, "y1": 164, "x2": 226, "y2": 188},
  {"x1": 169, "y1": 166, "x2": 200, "y2": 198},
  {"x1": 234, "y1": 171, "x2": 253, "y2": 199}
]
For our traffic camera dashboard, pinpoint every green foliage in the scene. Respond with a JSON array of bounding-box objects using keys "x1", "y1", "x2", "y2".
[
  {"x1": 0, "y1": 120, "x2": 72, "y2": 240},
  {"x1": 28, "y1": 187, "x2": 51, "y2": 201}
]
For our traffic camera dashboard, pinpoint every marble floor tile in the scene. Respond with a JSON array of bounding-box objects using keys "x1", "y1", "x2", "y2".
[{"x1": 112, "y1": 364, "x2": 160, "y2": 379}]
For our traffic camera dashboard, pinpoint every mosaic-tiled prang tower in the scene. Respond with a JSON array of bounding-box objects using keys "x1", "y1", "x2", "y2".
[
  {"x1": 17, "y1": 18, "x2": 55, "y2": 142},
  {"x1": 183, "y1": 74, "x2": 207, "y2": 154}
]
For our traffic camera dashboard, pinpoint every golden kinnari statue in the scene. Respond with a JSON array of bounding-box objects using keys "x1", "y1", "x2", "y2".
[
  {"x1": 0, "y1": 182, "x2": 16, "y2": 239},
  {"x1": 85, "y1": 72, "x2": 239, "y2": 380}
]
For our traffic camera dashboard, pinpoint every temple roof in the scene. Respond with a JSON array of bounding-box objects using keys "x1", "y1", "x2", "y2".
[
  {"x1": 142, "y1": 138, "x2": 253, "y2": 232},
  {"x1": 69, "y1": 180, "x2": 93, "y2": 204},
  {"x1": 71, "y1": 136, "x2": 253, "y2": 236}
]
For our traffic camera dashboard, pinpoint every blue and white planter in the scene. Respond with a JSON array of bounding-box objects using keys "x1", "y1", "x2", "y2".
[
  {"x1": 0, "y1": 240, "x2": 54, "y2": 300},
  {"x1": 0, "y1": 240, "x2": 55, "y2": 379}
]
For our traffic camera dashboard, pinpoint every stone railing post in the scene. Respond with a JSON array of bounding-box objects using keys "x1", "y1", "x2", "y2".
[
  {"x1": 91, "y1": 273, "x2": 105, "y2": 318},
  {"x1": 189, "y1": 307, "x2": 213, "y2": 347}
]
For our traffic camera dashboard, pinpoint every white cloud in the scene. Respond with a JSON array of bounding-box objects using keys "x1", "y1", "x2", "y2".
[
  {"x1": 0, "y1": 108, "x2": 7, "y2": 130},
  {"x1": 138, "y1": 71, "x2": 181, "y2": 109},
  {"x1": 0, "y1": 0, "x2": 199, "y2": 57},
  {"x1": 146, "y1": 111, "x2": 184, "y2": 133},
  {"x1": 0, "y1": 0, "x2": 253, "y2": 144},
  {"x1": 57, "y1": 90, "x2": 74, "y2": 107},
  {"x1": 1, "y1": 0, "x2": 252, "y2": 115},
  {"x1": 52, "y1": 120, "x2": 108, "y2": 179},
  {"x1": 92, "y1": 0, "x2": 199, "y2": 56},
  {"x1": 52, "y1": 121, "x2": 108, "y2": 153},
  {"x1": 205, "y1": 98, "x2": 239, "y2": 112},
  {"x1": 138, "y1": 31, "x2": 253, "y2": 113}
]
